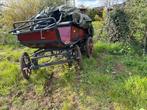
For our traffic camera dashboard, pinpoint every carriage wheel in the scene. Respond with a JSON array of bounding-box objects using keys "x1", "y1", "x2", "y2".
[
  {"x1": 20, "y1": 52, "x2": 32, "y2": 80},
  {"x1": 74, "y1": 45, "x2": 83, "y2": 69},
  {"x1": 86, "y1": 37, "x2": 93, "y2": 58}
]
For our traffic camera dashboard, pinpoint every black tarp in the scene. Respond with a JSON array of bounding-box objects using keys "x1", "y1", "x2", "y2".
[
  {"x1": 12, "y1": 6, "x2": 93, "y2": 36},
  {"x1": 33, "y1": 6, "x2": 92, "y2": 29}
]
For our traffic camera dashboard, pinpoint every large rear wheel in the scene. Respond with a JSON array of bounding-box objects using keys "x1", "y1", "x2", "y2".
[
  {"x1": 86, "y1": 37, "x2": 93, "y2": 58},
  {"x1": 20, "y1": 52, "x2": 32, "y2": 80},
  {"x1": 74, "y1": 45, "x2": 83, "y2": 69}
]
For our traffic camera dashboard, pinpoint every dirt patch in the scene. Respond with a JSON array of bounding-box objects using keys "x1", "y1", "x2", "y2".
[{"x1": 113, "y1": 63, "x2": 126, "y2": 74}]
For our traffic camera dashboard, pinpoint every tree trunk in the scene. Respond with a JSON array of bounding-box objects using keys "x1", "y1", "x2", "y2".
[{"x1": 144, "y1": 31, "x2": 147, "y2": 54}]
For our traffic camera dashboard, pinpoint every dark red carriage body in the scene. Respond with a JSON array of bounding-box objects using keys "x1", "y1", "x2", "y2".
[
  {"x1": 11, "y1": 6, "x2": 94, "y2": 80},
  {"x1": 17, "y1": 22, "x2": 86, "y2": 49}
]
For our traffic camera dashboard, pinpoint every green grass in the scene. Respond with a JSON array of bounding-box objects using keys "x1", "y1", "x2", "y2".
[
  {"x1": 0, "y1": 60, "x2": 19, "y2": 96},
  {"x1": 0, "y1": 41, "x2": 146, "y2": 110},
  {"x1": 0, "y1": 21, "x2": 147, "y2": 109}
]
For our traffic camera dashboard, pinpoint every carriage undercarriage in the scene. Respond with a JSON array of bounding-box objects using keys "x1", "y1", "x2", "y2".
[{"x1": 20, "y1": 37, "x2": 93, "y2": 79}]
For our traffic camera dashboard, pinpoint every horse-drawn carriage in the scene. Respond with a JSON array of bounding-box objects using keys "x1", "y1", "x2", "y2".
[{"x1": 11, "y1": 6, "x2": 94, "y2": 79}]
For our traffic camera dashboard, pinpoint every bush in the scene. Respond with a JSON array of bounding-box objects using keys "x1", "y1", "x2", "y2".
[
  {"x1": 107, "y1": 8, "x2": 130, "y2": 42},
  {"x1": 2, "y1": 0, "x2": 64, "y2": 28},
  {"x1": 0, "y1": 29, "x2": 17, "y2": 45},
  {"x1": 94, "y1": 15, "x2": 102, "y2": 21},
  {"x1": 87, "y1": 9, "x2": 99, "y2": 21},
  {"x1": 125, "y1": 0, "x2": 147, "y2": 53}
]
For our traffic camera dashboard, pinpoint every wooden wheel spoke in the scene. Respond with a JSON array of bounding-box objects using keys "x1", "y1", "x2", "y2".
[
  {"x1": 20, "y1": 52, "x2": 32, "y2": 80},
  {"x1": 74, "y1": 45, "x2": 83, "y2": 69},
  {"x1": 86, "y1": 37, "x2": 93, "y2": 58}
]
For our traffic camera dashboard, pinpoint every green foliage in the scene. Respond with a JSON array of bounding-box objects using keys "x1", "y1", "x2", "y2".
[
  {"x1": 87, "y1": 9, "x2": 98, "y2": 21},
  {"x1": 0, "y1": 29, "x2": 17, "y2": 45},
  {"x1": 2, "y1": 0, "x2": 64, "y2": 28},
  {"x1": 2, "y1": 0, "x2": 43, "y2": 27},
  {"x1": 102, "y1": 7, "x2": 107, "y2": 20},
  {"x1": 112, "y1": 76, "x2": 147, "y2": 110},
  {"x1": 107, "y1": 8, "x2": 130, "y2": 42},
  {"x1": 94, "y1": 15, "x2": 102, "y2": 21},
  {"x1": 0, "y1": 42, "x2": 147, "y2": 109},
  {"x1": 103, "y1": 0, "x2": 147, "y2": 54},
  {"x1": 125, "y1": 0, "x2": 147, "y2": 52},
  {"x1": 61, "y1": 101, "x2": 72, "y2": 110},
  {"x1": 94, "y1": 41, "x2": 123, "y2": 55},
  {"x1": 0, "y1": 20, "x2": 147, "y2": 109},
  {"x1": 92, "y1": 21, "x2": 108, "y2": 41}
]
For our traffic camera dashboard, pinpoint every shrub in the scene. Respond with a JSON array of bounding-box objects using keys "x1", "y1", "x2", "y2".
[
  {"x1": 125, "y1": 0, "x2": 147, "y2": 53},
  {"x1": 107, "y1": 8, "x2": 130, "y2": 43},
  {"x1": 87, "y1": 9, "x2": 99, "y2": 21},
  {"x1": 0, "y1": 29, "x2": 17, "y2": 45},
  {"x1": 94, "y1": 15, "x2": 102, "y2": 21}
]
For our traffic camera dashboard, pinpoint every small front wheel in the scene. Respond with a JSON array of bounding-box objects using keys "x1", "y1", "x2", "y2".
[{"x1": 20, "y1": 52, "x2": 32, "y2": 80}]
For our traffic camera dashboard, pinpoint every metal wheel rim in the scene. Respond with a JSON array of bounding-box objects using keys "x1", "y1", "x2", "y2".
[
  {"x1": 74, "y1": 45, "x2": 82, "y2": 68},
  {"x1": 20, "y1": 52, "x2": 31, "y2": 79},
  {"x1": 86, "y1": 37, "x2": 93, "y2": 58}
]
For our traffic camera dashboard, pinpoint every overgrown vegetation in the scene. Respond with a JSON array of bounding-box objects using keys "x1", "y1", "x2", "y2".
[
  {"x1": 0, "y1": 0, "x2": 65, "y2": 44},
  {"x1": 0, "y1": 40, "x2": 146, "y2": 110},
  {"x1": 1, "y1": 0, "x2": 64, "y2": 27},
  {"x1": 105, "y1": 0, "x2": 147, "y2": 53},
  {"x1": 0, "y1": 0, "x2": 147, "y2": 110},
  {"x1": 0, "y1": 21, "x2": 147, "y2": 109},
  {"x1": 108, "y1": 8, "x2": 130, "y2": 42}
]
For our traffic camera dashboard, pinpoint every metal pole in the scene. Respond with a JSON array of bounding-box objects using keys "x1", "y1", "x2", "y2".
[
  {"x1": 73, "y1": 0, "x2": 75, "y2": 7},
  {"x1": 65, "y1": 0, "x2": 67, "y2": 6}
]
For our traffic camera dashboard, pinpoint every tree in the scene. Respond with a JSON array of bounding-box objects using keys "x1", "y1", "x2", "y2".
[
  {"x1": 0, "y1": 0, "x2": 65, "y2": 44},
  {"x1": 107, "y1": 8, "x2": 130, "y2": 42},
  {"x1": 2, "y1": 0, "x2": 65, "y2": 28},
  {"x1": 87, "y1": 9, "x2": 98, "y2": 21},
  {"x1": 0, "y1": 2, "x2": 4, "y2": 40},
  {"x1": 125, "y1": 0, "x2": 147, "y2": 53},
  {"x1": 2, "y1": 0, "x2": 43, "y2": 28},
  {"x1": 0, "y1": 2, "x2": 4, "y2": 18}
]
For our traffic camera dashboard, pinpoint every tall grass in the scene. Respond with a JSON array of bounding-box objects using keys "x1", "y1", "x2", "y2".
[
  {"x1": 0, "y1": 60, "x2": 19, "y2": 96},
  {"x1": 0, "y1": 37, "x2": 146, "y2": 109}
]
